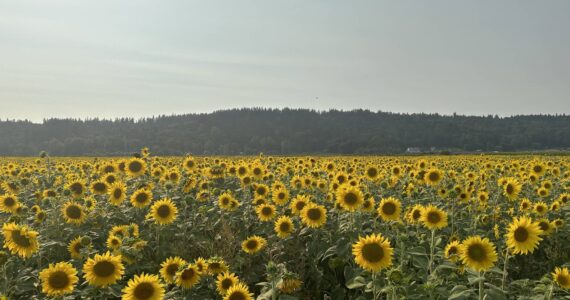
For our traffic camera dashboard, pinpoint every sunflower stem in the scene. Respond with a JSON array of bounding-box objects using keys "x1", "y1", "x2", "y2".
[
  {"x1": 428, "y1": 229, "x2": 436, "y2": 275},
  {"x1": 546, "y1": 283, "x2": 554, "y2": 300},
  {"x1": 501, "y1": 250, "x2": 509, "y2": 291},
  {"x1": 478, "y1": 272, "x2": 485, "y2": 300}
]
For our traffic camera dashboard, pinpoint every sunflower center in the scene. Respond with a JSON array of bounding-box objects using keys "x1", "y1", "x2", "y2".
[
  {"x1": 307, "y1": 208, "x2": 322, "y2": 220},
  {"x1": 261, "y1": 207, "x2": 272, "y2": 216},
  {"x1": 361, "y1": 243, "x2": 384, "y2": 263},
  {"x1": 66, "y1": 205, "x2": 82, "y2": 219},
  {"x1": 279, "y1": 222, "x2": 290, "y2": 232},
  {"x1": 428, "y1": 172, "x2": 440, "y2": 182},
  {"x1": 246, "y1": 240, "x2": 258, "y2": 249},
  {"x1": 136, "y1": 193, "x2": 148, "y2": 203},
  {"x1": 228, "y1": 291, "x2": 247, "y2": 300},
  {"x1": 467, "y1": 244, "x2": 487, "y2": 262},
  {"x1": 447, "y1": 246, "x2": 458, "y2": 255},
  {"x1": 12, "y1": 230, "x2": 31, "y2": 247},
  {"x1": 506, "y1": 184, "x2": 514, "y2": 194},
  {"x1": 221, "y1": 278, "x2": 233, "y2": 289},
  {"x1": 514, "y1": 227, "x2": 529, "y2": 242},
  {"x1": 93, "y1": 182, "x2": 106, "y2": 192},
  {"x1": 538, "y1": 222, "x2": 549, "y2": 231},
  {"x1": 278, "y1": 193, "x2": 285, "y2": 199},
  {"x1": 157, "y1": 205, "x2": 171, "y2": 218},
  {"x1": 70, "y1": 183, "x2": 83, "y2": 194},
  {"x1": 344, "y1": 193, "x2": 358, "y2": 205},
  {"x1": 4, "y1": 197, "x2": 15, "y2": 207},
  {"x1": 295, "y1": 201, "x2": 306, "y2": 211},
  {"x1": 367, "y1": 168, "x2": 378, "y2": 177},
  {"x1": 113, "y1": 189, "x2": 123, "y2": 199},
  {"x1": 558, "y1": 275, "x2": 569, "y2": 286},
  {"x1": 48, "y1": 271, "x2": 70, "y2": 290},
  {"x1": 93, "y1": 261, "x2": 116, "y2": 277},
  {"x1": 133, "y1": 282, "x2": 155, "y2": 300},
  {"x1": 129, "y1": 161, "x2": 143, "y2": 172},
  {"x1": 427, "y1": 211, "x2": 441, "y2": 224},
  {"x1": 382, "y1": 203, "x2": 396, "y2": 215},
  {"x1": 166, "y1": 264, "x2": 179, "y2": 276},
  {"x1": 412, "y1": 210, "x2": 421, "y2": 220}
]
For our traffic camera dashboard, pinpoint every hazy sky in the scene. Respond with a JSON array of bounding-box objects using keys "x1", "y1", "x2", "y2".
[{"x1": 1, "y1": 0, "x2": 569, "y2": 122}]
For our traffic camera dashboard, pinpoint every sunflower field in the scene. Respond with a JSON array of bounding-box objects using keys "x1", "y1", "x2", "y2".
[{"x1": 0, "y1": 150, "x2": 569, "y2": 300}]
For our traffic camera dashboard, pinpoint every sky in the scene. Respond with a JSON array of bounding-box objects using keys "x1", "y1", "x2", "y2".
[{"x1": 0, "y1": 0, "x2": 569, "y2": 122}]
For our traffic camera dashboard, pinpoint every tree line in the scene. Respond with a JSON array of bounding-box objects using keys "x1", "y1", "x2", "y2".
[{"x1": 0, "y1": 108, "x2": 568, "y2": 156}]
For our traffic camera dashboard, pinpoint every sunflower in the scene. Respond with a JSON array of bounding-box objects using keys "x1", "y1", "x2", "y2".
[
  {"x1": 126, "y1": 158, "x2": 147, "y2": 177},
  {"x1": 424, "y1": 168, "x2": 443, "y2": 185},
  {"x1": 377, "y1": 197, "x2": 401, "y2": 222},
  {"x1": 122, "y1": 273, "x2": 165, "y2": 300},
  {"x1": 519, "y1": 198, "x2": 532, "y2": 211},
  {"x1": 223, "y1": 283, "x2": 254, "y2": 300},
  {"x1": 502, "y1": 178, "x2": 522, "y2": 200},
  {"x1": 444, "y1": 241, "x2": 461, "y2": 262},
  {"x1": 421, "y1": 205, "x2": 448, "y2": 230},
  {"x1": 90, "y1": 180, "x2": 108, "y2": 195},
  {"x1": 271, "y1": 188, "x2": 290, "y2": 205},
  {"x1": 256, "y1": 204, "x2": 276, "y2": 221},
  {"x1": 300, "y1": 203, "x2": 327, "y2": 228},
  {"x1": 39, "y1": 262, "x2": 78, "y2": 297},
  {"x1": 335, "y1": 185, "x2": 364, "y2": 211},
  {"x1": 183, "y1": 156, "x2": 197, "y2": 172},
  {"x1": 552, "y1": 267, "x2": 570, "y2": 289},
  {"x1": 83, "y1": 251, "x2": 125, "y2": 287},
  {"x1": 218, "y1": 193, "x2": 236, "y2": 211},
  {"x1": 278, "y1": 277, "x2": 303, "y2": 294},
  {"x1": 533, "y1": 202, "x2": 548, "y2": 215},
  {"x1": 207, "y1": 258, "x2": 229, "y2": 275},
  {"x1": 159, "y1": 256, "x2": 187, "y2": 284},
  {"x1": 459, "y1": 236, "x2": 498, "y2": 272},
  {"x1": 352, "y1": 233, "x2": 393, "y2": 272},
  {"x1": 68, "y1": 236, "x2": 90, "y2": 259},
  {"x1": 106, "y1": 235, "x2": 122, "y2": 250},
  {"x1": 537, "y1": 218, "x2": 554, "y2": 235},
  {"x1": 108, "y1": 182, "x2": 127, "y2": 206},
  {"x1": 0, "y1": 194, "x2": 19, "y2": 213},
  {"x1": 406, "y1": 205, "x2": 424, "y2": 224},
  {"x1": 290, "y1": 195, "x2": 310, "y2": 215},
  {"x1": 274, "y1": 216, "x2": 295, "y2": 238},
  {"x1": 216, "y1": 272, "x2": 239, "y2": 295},
  {"x1": 194, "y1": 257, "x2": 209, "y2": 274},
  {"x1": 130, "y1": 188, "x2": 153, "y2": 208},
  {"x1": 62, "y1": 201, "x2": 87, "y2": 225},
  {"x1": 241, "y1": 236, "x2": 267, "y2": 254},
  {"x1": 505, "y1": 216, "x2": 543, "y2": 255},
  {"x1": 2, "y1": 222, "x2": 39, "y2": 258},
  {"x1": 67, "y1": 180, "x2": 86, "y2": 198},
  {"x1": 176, "y1": 264, "x2": 201, "y2": 289},
  {"x1": 148, "y1": 198, "x2": 178, "y2": 225}
]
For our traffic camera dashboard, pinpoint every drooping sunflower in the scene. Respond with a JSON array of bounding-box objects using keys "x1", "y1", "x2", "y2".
[
  {"x1": 300, "y1": 203, "x2": 327, "y2": 228},
  {"x1": 421, "y1": 205, "x2": 448, "y2": 230},
  {"x1": 459, "y1": 236, "x2": 498, "y2": 272},
  {"x1": 83, "y1": 251, "x2": 125, "y2": 287},
  {"x1": 274, "y1": 216, "x2": 295, "y2": 238},
  {"x1": 176, "y1": 264, "x2": 201, "y2": 289},
  {"x1": 256, "y1": 204, "x2": 276, "y2": 221},
  {"x1": 552, "y1": 267, "x2": 570, "y2": 289},
  {"x1": 352, "y1": 233, "x2": 393, "y2": 272},
  {"x1": 62, "y1": 201, "x2": 87, "y2": 225},
  {"x1": 0, "y1": 194, "x2": 20, "y2": 213},
  {"x1": 159, "y1": 256, "x2": 187, "y2": 284},
  {"x1": 148, "y1": 198, "x2": 178, "y2": 225},
  {"x1": 122, "y1": 273, "x2": 165, "y2": 300},
  {"x1": 505, "y1": 216, "x2": 543, "y2": 255},
  {"x1": 108, "y1": 182, "x2": 127, "y2": 206},
  {"x1": 39, "y1": 262, "x2": 78, "y2": 297},
  {"x1": 2, "y1": 222, "x2": 39, "y2": 258},
  {"x1": 216, "y1": 271, "x2": 239, "y2": 295},
  {"x1": 68, "y1": 236, "x2": 90, "y2": 259},
  {"x1": 130, "y1": 188, "x2": 153, "y2": 208},
  {"x1": 424, "y1": 168, "x2": 443, "y2": 185},
  {"x1": 377, "y1": 197, "x2": 402, "y2": 222},
  {"x1": 126, "y1": 158, "x2": 147, "y2": 177},
  {"x1": 444, "y1": 241, "x2": 461, "y2": 262},
  {"x1": 335, "y1": 185, "x2": 364, "y2": 212},
  {"x1": 241, "y1": 236, "x2": 267, "y2": 254}
]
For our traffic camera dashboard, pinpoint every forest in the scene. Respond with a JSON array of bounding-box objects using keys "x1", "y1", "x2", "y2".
[{"x1": 0, "y1": 108, "x2": 568, "y2": 156}]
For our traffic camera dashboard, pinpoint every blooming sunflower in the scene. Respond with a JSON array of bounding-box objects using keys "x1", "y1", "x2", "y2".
[
  {"x1": 2, "y1": 222, "x2": 39, "y2": 258},
  {"x1": 352, "y1": 233, "x2": 393, "y2": 272},
  {"x1": 83, "y1": 251, "x2": 125, "y2": 287},
  {"x1": 126, "y1": 158, "x2": 147, "y2": 177},
  {"x1": 505, "y1": 216, "x2": 543, "y2": 255},
  {"x1": 122, "y1": 273, "x2": 165, "y2": 300},
  {"x1": 377, "y1": 197, "x2": 401, "y2": 222},
  {"x1": 39, "y1": 262, "x2": 78, "y2": 297},
  {"x1": 290, "y1": 195, "x2": 310, "y2": 215},
  {"x1": 90, "y1": 180, "x2": 108, "y2": 195},
  {"x1": 300, "y1": 203, "x2": 327, "y2": 228},
  {"x1": 241, "y1": 236, "x2": 267, "y2": 254},
  {"x1": 552, "y1": 267, "x2": 570, "y2": 289},
  {"x1": 67, "y1": 180, "x2": 86, "y2": 198},
  {"x1": 421, "y1": 205, "x2": 448, "y2": 230},
  {"x1": 502, "y1": 178, "x2": 522, "y2": 200},
  {"x1": 176, "y1": 264, "x2": 201, "y2": 289},
  {"x1": 459, "y1": 236, "x2": 498, "y2": 272},
  {"x1": 216, "y1": 272, "x2": 239, "y2": 295},
  {"x1": 223, "y1": 283, "x2": 253, "y2": 300},
  {"x1": 335, "y1": 185, "x2": 364, "y2": 211},
  {"x1": 148, "y1": 198, "x2": 178, "y2": 225},
  {"x1": 444, "y1": 241, "x2": 461, "y2": 262},
  {"x1": 406, "y1": 205, "x2": 424, "y2": 224},
  {"x1": 62, "y1": 201, "x2": 87, "y2": 225},
  {"x1": 271, "y1": 188, "x2": 290, "y2": 205},
  {"x1": 159, "y1": 256, "x2": 187, "y2": 284},
  {"x1": 108, "y1": 182, "x2": 127, "y2": 206},
  {"x1": 424, "y1": 168, "x2": 443, "y2": 185},
  {"x1": 0, "y1": 194, "x2": 19, "y2": 213},
  {"x1": 68, "y1": 236, "x2": 90, "y2": 259},
  {"x1": 130, "y1": 188, "x2": 153, "y2": 208},
  {"x1": 274, "y1": 216, "x2": 295, "y2": 238},
  {"x1": 207, "y1": 258, "x2": 229, "y2": 275}
]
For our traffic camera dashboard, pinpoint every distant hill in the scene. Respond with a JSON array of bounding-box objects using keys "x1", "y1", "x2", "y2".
[{"x1": 0, "y1": 108, "x2": 569, "y2": 156}]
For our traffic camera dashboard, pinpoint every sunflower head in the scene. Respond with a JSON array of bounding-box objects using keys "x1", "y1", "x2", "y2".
[
  {"x1": 352, "y1": 233, "x2": 393, "y2": 272},
  {"x1": 39, "y1": 262, "x2": 79, "y2": 297},
  {"x1": 459, "y1": 236, "x2": 498, "y2": 272}
]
